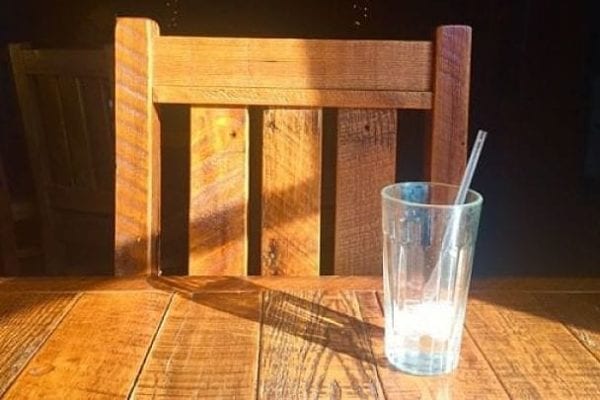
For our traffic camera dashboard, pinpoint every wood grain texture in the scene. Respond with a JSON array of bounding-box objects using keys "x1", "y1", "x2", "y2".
[
  {"x1": 79, "y1": 77, "x2": 114, "y2": 191},
  {"x1": 467, "y1": 292, "x2": 600, "y2": 399},
  {"x1": 115, "y1": 18, "x2": 161, "y2": 276},
  {"x1": 261, "y1": 109, "x2": 322, "y2": 276},
  {"x1": 34, "y1": 75, "x2": 73, "y2": 187},
  {"x1": 57, "y1": 77, "x2": 96, "y2": 188},
  {"x1": 49, "y1": 185, "x2": 112, "y2": 214},
  {"x1": 9, "y1": 44, "x2": 64, "y2": 274},
  {"x1": 334, "y1": 109, "x2": 397, "y2": 275},
  {"x1": 4, "y1": 292, "x2": 171, "y2": 399},
  {"x1": 133, "y1": 293, "x2": 260, "y2": 398},
  {"x1": 428, "y1": 26, "x2": 472, "y2": 184},
  {"x1": 0, "y1": 158, "x2": 19, "y2": 275},
  {"x1": 535, "y1": 293, "x2": 600, "y2": 360},
  {"x1": 154, "y1": 86, "x2": 432, "y2": 109},
  {"x1": 189, "y1": 107, "x2": 248, "y2": 275},
  {"x1": 0, "y1": 292, "x2": 78, "y2": 396},
  {"x1": 0, "y1": 275, "x2": 383, "y2": 292},
  {"x1": 259, "y1": 290, "x2": 383, "y2": 399},
  {"x1": 356, "y1": 291, "x2": 509, "y2": 399},
  {"x1": 17, "y1": 48, "x2": 109, "y2": 77},
  {"x1": 154, "y1": 36, "x2": 433, "y2": 91}
]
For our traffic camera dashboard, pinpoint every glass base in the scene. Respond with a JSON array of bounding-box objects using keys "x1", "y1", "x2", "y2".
[{"x1": 385, "y1": 347, "x2": 458, "y2": 376}]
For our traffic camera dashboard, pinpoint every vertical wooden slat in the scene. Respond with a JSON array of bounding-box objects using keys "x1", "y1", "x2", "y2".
[
  {"x1": 79, "y1": 78, "x2": 114, "y2": 191},
  {"x1": 34, "y1": 75, "x2": 73, "y2": 187},
  {"x1": 334, "y1": 109, "x2": 397, "y2": 275},
  {"x1": 261, "y1": 109, "x2": 322, "y2": 276},
  {"x1": 9, "y1": 44, "x2": 64, "y2": 274},
  {"x1": 58, "y1": 77, "x2": 96, "y2": 188},
  {"x1": 114, "y1": 18, "x2": 161, "y2": 276},
  {"x1": 188, "y1": 107, "x2": 248, "y2": 275},
  {"x1": 428, "y1": 26, "x2": 472, "y2": 184},
  {"x1": 0, "y1": 292, "x2": 79, "y2": 396},
  {"x1": 133, "y1": 293, "x2": 260, "y2": 398}
]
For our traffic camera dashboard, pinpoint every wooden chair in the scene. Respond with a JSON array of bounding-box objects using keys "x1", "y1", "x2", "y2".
[
  {"x1": 114, "y1": 18, "x2": 471, "y2": 277},
  {"x1": 9, "y1": 44, "x2": 115, "y2": 275}
]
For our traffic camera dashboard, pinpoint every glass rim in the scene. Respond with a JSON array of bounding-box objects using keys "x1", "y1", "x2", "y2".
[{"x1": 381, "y1": 181, "x2": 483, "y2": 209}]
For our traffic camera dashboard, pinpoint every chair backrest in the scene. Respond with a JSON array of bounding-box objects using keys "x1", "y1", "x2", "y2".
[
  {"x1": 114, "y1": 17, "x2": 471, "y2": 277},
  {"x1": 9, "y1": 44, "x2": 114, "y2": 274}
]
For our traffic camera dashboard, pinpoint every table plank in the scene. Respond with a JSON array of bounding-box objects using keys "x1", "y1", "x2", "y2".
[
  {"x1": 535, "y1": 293, "x2": 600, "y2": 361},
  {"x1": 259, "y1": 290, "x2": 383, "y2": 399},
  {"x1": 4, "y1": 292, "x2": 171, "y2": 399},
  {"x1": 0, "y1": 292, "x2": 78, "y2": 396},
  {"x1": 467, "y1": 292, "x2": 600, "y2": 399},
  {"x1": 355, "y1": 292, "x2": 509, "y2": 399},
  {"x1": 133, "y1": 292, "x2": 260, "y2": 399}
]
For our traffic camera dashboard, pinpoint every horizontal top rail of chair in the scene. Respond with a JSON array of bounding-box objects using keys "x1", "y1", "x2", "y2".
[
  {"x1": 152, "y1": 86, "x2": 432, "y2": 108},
  {"x1": 16, "y1": 48, "x2": 110, "y2": 78},
  {"x1": 151, "y1": 36, "x2": 433, "y2": 105}
]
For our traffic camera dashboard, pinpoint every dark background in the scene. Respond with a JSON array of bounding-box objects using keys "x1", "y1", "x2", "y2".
[{"x1": 1, "y1": 0, "x2": 599, "y2": 277}]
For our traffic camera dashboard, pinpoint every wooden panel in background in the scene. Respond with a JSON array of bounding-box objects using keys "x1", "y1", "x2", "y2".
[
  {"x1": 356, "y1": 292, "x2": 509, "y2": 399},
  {"x1": 467, "y1": 292, "x2": 600, "y2": 398},
  {"x1": 133, "y1": 293, "x2": 260, "y2": 398},
  {"x1": 9, "y1": 44, "x2": 64, "y2": 274},
  {"x1": 57, "y1": 77, "x2": 96, "y2": 188},
  {"x1": 34, "y1": 75, "x2": 73, "y2": 187},
  {"x1": 189, "y1": 107, "x2": 248, "y2": 276},
  {"x1": 261, "y1": 109, "x2": 322, "y2": 276},
  {"x1": 428, "y1": 26, "x2": 471, "y2": 184},
  {"x1": 3, "y1": 292, "x2": 171, "y2": 399},
  {"x1": 79, "y1": 77, "x2": 113, "y2": 191},
  {"x1": 114, "y1": 18, "x2": 161, "y2": 276},
  {"x1": 259, "y1": 290, "x2": 383, "y2": 398},
  {"x1": 0, "y1": 292, "x2": 78, "y2": 397},
  {"x1": 334, "y1": 109, "x2": 397, "y2": 275},
  {"x1": 0, "y1": 158, "x2": 19, "y2": 275}
]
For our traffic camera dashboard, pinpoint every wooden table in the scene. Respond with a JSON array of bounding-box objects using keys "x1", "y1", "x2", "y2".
[{"x1": 0, "y1": 276, "x2": 598, "y2": 399}]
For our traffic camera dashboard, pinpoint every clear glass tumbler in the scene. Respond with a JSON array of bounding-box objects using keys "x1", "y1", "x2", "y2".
[{"x1": 381, "y1": 182, "x2": 483, "y2": 375}]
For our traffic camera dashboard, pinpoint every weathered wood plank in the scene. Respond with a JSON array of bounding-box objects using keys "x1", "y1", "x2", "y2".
[
  {"x1": 467, "y1": 292, "x2": 600, "y2": 398},
  {"x1": 334, "y1": 109, "x2": 397, "y2": 275},
  {"x1": 154, "y1": 36, "x2": 433, "y2": 92},
  {"x1": 259, "y1": 290, "x2": 383, "y2": 399},
  {"x1": 189, "y1": 107, "x2": 248, "y2": 275},
  {"x1": 4, "y1": 292, "x2": 171, "y2": 399},
  {"x1": 133, "y1": 293, "x2": 260, "y2": 398},
  {"x1": 114, "y1": 18, "x2": 161, "y2": 276},
  {"x1": 428, "y1": 26, "x2": 471, "y2": 184},
  {"x1": 535, "y1": 293, "x2": 600, "y2": 361},
  {"x1": 0, "y1": 292, "x2": 78, "y2": 396},
  {"x1": 261, "y1": 109, "x2": 322, "y2": 276},
  {"x1": 154, "y1": 86, "x2": 432, "y2": 109},
  {"x1": 356, "y1": 291, "x2": 509, "y2": 399}
]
